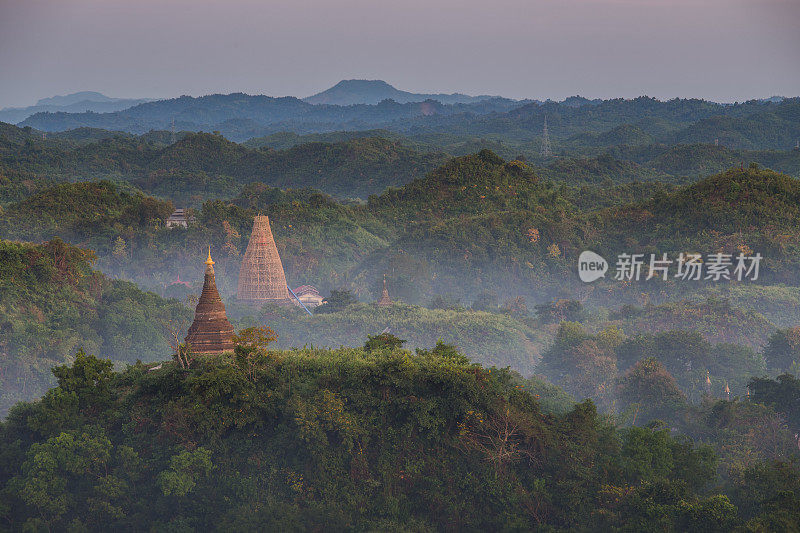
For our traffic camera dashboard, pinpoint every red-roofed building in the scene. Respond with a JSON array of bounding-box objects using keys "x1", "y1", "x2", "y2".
[{"x1": 293, "y1": 285, "x2": 324, "y2": 308}]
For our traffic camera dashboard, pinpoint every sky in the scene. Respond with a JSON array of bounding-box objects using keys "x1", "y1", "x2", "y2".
[{"x1": 0, "y1": 0, "x2": 798, "y2": 108}]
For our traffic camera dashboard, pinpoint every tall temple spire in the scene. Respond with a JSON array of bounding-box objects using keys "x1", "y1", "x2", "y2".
[
  {"x1": 377, "y1": 274, "x2": 392, "y2": 307},
  {"x1": 206, "y1": 246, "x2": 214, "y2": 270},
  {"x1": 185, "y1": 247, "x2": 235, "y2": 355},
  {"x1": 237, "y1": 215, "x2": 291, "y2": 305}
]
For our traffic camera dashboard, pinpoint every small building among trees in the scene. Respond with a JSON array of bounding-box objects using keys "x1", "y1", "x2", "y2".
[
  {"x1": 292, "y1": 285, "x2": 324, "y2": 308},
  {"x1": 166, "y1": 208, "x2": 190, "y2": 228}
]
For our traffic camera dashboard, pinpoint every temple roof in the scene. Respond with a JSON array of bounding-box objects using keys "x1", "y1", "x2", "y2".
[{"x1": 294, "y1": 285, "x2": 321, "y2": 297}]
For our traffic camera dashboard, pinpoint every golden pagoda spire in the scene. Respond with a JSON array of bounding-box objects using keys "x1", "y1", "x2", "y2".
[{"x1": 205, "y1": 246, "x2": 215, "y2": 272}]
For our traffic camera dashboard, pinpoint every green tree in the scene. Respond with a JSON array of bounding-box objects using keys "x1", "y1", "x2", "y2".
[
  {"x1": 416, "y1": 340, "x2": 470, "y2": 365},
  {"x1": 232, "y1": 326, "x2": 278, "y2": 381},
  {"x1": 51, "y1": 350, "x2": 114, "y2": 409},
  {"x1": 764, "y1": 328, "x2": 800, "y2": 372},
  {"x1": 363, "y1": 333, "x2": 406, "y2": 351},
  {"x1": 617, "y1": 357, "x2": 689, "y2": 425},
  {"x1": 748, "y1": 374, "x2": 800, "y2": 430},
  {"x1": 316, "y1": 289, "x2": 358, "y2": 314},
  {"x1": 157, "y1": 448, "x2": 214, "y2": 497}
]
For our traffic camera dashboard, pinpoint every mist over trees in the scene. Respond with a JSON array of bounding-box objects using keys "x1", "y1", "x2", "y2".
[{"x1": 1, "y1": 88, "x2": 800, "y2": 530}]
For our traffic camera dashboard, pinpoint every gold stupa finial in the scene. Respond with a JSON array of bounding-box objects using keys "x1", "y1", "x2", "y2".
[{"x1": 205, "y1": 246, "x2": 214, "y2": 267}]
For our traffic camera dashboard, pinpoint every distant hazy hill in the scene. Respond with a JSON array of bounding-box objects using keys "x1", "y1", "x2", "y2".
[
  {"x1": 304, "y1": 79, "x2": 500, "y2": 105},
  {"x1": 0, "y1": 91, "x2": 150, "y2": 124},
  {"x1": 36, "y1": 91, "x2": 117, "y2": 106},
  {"x1": 18, "y1": 92, "x2": 526, "y2": 140},
  {"x1": 17, "y1": 89, "x2": 799, "y2": 151}
]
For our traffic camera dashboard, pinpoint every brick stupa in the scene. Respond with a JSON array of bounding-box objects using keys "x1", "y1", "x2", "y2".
[
  {"x1": 185, "y1": 248, "x2": 235, "y2": 354},
  {"x1": 237, "y1": 215, "x2": 291, "y2": 305},
  {"x1": 376, "y1": 274, "x2": 392, "y2": 307}
]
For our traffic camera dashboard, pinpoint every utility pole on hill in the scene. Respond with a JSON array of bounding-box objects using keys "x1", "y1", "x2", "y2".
[{"x1": 541, "y1": 116, "x2": 552, "y2": 158}]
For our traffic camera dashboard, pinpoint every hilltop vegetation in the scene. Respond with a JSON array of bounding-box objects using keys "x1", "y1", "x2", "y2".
[
  {"x1": 0, "y1": 126, "x2": 446, "y2": 203},
  {"x1": 3, "y1": 117, "x2": 800, "y2": 217},
  {"x1": 140, "y1": 134, "x2": 446, "y2": 201},
  {"x1": 245, "y1": 302, "x2": 548, "y2": 375},
  {"x1": 590, "y1": 164, "x2": 800, "y2": 278},
  {"x1": 0, "y1": 347, "x2": 798, "y2": 531}
]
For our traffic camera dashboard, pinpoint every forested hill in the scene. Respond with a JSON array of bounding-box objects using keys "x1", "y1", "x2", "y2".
[
  {"x1": 4, "y1": 119, "x2": 800, "y2": 212},
  {"x1": 138, "y1": 133, "x2": 447, "y2": 201},
  {"x1": 0, "y1": 127, "x2": 446, "y2": 202},
  {"x1": 0, "y1": 238, "x2": 190, "y2": 415},
  {"x1": 16, "y1": 92, "x2": 800, "y2": 151},
  {"x1": 591, "y1": 164, "x2": 800, "y2": 264},
  {"x1": 1, "y1": 346, "x2": 798, "y2": 530},
  {"x1": 19, "y1": 93, "x2": 525, "y2": 140},
  {"x1": 5, "y1": 156, "x2": 800, "y2": 305},
  {"x1": 0, "y1": 92, "x2": 150, "y2": 124}
]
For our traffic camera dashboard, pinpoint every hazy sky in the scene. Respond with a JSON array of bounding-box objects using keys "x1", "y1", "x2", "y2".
[{"x1": 1, "y1": 0, "x2": 798, "y2": 108}]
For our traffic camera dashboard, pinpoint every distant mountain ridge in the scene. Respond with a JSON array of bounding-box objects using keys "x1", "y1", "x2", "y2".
[
  {"x1": 35, "y1": 91, "x2": 118, "y2": 106},
  {"x1": 304, "y1": 79, "x2": 505, "y2": 105},
  {"x1": 0, "y1": 91, "x2": 151, "y2": 124},
  {"x1": 19, "y1": 92, "x2": 526, "y2": 141},
  {"x1": 14, "y1": 87, "x2": 800, "y2": 151}
]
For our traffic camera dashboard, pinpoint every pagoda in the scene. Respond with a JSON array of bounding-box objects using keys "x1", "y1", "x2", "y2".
[
  {"x1": 376, "y1": 274, "x2": 392, "y2": 307},
  {"x1": 237, "y1": 215, "x2": 291, "y2": 305},
  {"x1": 185, "y1": 248, "x2": 235, "y2": 354}
]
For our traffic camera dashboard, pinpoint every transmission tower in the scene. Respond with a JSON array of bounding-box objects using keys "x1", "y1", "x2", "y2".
[{"x1": 540, "y1": 116, "x2": 552, "y2": 157}]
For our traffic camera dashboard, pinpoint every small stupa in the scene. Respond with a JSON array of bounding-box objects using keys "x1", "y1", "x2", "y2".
[
  {"x1": 237, "y1": 215, "x2": 291, "y2": 305},
  {"x1": 376, "y1": 274, "x2": 392, "y2": 307},
  {"x1": 185, "y1": 247, "x2": 235, "y2": 354}
]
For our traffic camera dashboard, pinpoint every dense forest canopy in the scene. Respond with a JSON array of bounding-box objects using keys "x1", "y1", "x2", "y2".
[
  {"x1": 0, "y1": 346, "x2": 798, "y2": 531},
  {"x1": 5, "y1": 147, "x2": 800, "y2": 312},
  {"x1": 1, "y1": 88, "x2": 800, "y2": 531},
  {"x1": 0, "y1": 239, "x2": 189, "y2": 415}
]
